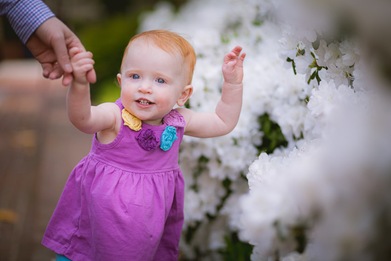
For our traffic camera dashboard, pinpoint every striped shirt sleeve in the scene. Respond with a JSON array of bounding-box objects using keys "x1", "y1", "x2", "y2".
[{"x1": 1, "y1": 0, "x2": 55, "y2": 44}]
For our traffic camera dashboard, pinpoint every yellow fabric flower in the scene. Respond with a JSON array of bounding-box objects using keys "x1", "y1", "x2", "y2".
[{"x1": 122, "y1": 109, "x2": 142, "y2": 131}]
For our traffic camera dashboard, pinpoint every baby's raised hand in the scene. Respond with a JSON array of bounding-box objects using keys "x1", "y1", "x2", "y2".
[
  {"x1": 222, "y1": 46, "x2": 246, "y2": 85},
  {"x1": 69, "y1": 47, "x2": 95, "y2": 85}
]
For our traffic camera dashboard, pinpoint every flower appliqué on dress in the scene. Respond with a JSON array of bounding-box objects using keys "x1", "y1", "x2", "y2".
[
  {"x1": 136, "y1": 129, "x2": 160, "y2": 151},
  {"x1": 122, "y1": 109, "x2": 142, "y2": 131},
  {"x1": 121, "y1": 108, "x2": 182, "y2": 152},
  {"x1": 160, "y1": 126, "x2": 177, "y2": 151}
]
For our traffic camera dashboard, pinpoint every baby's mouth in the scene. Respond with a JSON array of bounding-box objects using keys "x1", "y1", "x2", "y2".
[{"x1": 137, "y1": 99, "x2": 154, "y2": 105}]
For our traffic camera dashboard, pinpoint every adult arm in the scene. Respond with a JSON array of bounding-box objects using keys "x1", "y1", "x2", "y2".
[{"x1": 1, "y1": 0, "x2": 54, "y2": 43}]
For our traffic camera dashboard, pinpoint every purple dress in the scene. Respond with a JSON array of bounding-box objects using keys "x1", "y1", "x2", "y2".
[{"x1": 42, "y1": 100, "x2": 185, "y2": 261}]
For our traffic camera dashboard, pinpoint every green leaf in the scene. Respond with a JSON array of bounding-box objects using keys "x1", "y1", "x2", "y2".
[
  {"x1": 220, "y1": 232, "x2": 253, "y2": 261},
  {"x1": 257, "y1": 114, "x2": 288, "y2": 154}
]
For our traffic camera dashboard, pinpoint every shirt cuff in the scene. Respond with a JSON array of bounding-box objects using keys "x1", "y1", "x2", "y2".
[{"x1": 7, "y1": 0, "x2": 55, "y2": 44}]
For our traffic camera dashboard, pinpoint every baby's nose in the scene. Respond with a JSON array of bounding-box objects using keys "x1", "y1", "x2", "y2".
[{"x1": 138, "y1": 82, "x2": 152, "y2": 94}]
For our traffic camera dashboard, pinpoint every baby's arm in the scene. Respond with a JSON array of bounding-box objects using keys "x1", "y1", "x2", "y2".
[
  {"x1": 67, "y1": 47, "x2": 118, "y2": 134},
  {"x1": 179, "y1": 46, "x2": 246, "y2": 138}
]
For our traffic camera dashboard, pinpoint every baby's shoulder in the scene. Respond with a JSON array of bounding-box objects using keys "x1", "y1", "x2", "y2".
[
  {"x1": 98, "y1": 101, "x2": 122, "y2": 114},
  {"x1": 97, "y1": 102, "x2": 122, "y2": 129}
]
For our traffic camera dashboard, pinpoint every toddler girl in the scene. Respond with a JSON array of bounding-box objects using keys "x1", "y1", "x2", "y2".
[{"x1": 42, "y1": 29, "x2": 245, "y2": 261}]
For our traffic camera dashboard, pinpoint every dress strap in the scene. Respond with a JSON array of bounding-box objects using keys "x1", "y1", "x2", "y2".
[
  {"x1": 115, "y1": 98, "x2": 123, "y2": 109},
  {"x1": 163, "y1": 110, "x2": 186, "y2": 128}
]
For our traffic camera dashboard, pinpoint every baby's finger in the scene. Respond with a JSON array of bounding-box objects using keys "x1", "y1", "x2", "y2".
[
  {"x1": 240, "y1": 52, "x2": 246, "y2": 61},
  {"x1": 73, "y1": 62, "x2": 95, "y2": 75},
  {"x1": 69, "y1": 47, "x2": 81, "y2": 58},
  {"x1": 77, "y1": 57, "x2": 95, "y2": 65},
  {"x1": 83, "y1": 64, "x2": 94, "y2": 71},
  {"x1": 72, "y1": 52, "x2": 93, "y2": 62},
  {"x1": 236, "y1": 52, "x2": 246, "y2": 67},
  {"x1": 224, "y1": 52, "x2": 238, "y2": 64},
  {"x1": 231, "y1": 46, "x2": 243, "y2": 56},
  {"x1": 86, "y1": 69, "x2": 97, "y2": 84}
]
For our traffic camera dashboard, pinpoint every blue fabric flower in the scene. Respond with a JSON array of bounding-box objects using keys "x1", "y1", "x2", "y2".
[{"x1": 160, "y1": 126, "x2": 177, "y2": 151}]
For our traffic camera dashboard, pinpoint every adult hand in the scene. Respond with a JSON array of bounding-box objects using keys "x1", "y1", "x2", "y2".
[{"x1": 26, "y1": 17, "x2": 96, "y2": 86}]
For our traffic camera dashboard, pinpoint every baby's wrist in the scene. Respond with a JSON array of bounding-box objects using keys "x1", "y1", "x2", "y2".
[
  {"x1": 224, "y1": 82, "x2": 243, "y2": 89},
  {"x1": 73, "y1": 78, "x2": 89, "y2": 86}
]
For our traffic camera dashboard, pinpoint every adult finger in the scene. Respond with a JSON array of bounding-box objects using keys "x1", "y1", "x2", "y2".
[
  {"x1": 62, "y1": 72, "x2": 74, "y2": 86},
  {"x1": 51, "y1": 33, "x2": 73, "y2": 74},
  {"x1": 48, "y1": 63, "x2": 64, "y2": 80},
  {"x1": 41, "y1": 63, "x2": 53, "y2": 78}
]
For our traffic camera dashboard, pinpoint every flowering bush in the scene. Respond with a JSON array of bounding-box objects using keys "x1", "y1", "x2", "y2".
[{"x1": 140, "y1": 0, "x2": 391, "y2": 260}]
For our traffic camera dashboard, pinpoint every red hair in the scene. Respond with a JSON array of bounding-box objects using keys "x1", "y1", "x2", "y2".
[{"x1": 121, "y1": 30, "x2": 196, "y2": 85}]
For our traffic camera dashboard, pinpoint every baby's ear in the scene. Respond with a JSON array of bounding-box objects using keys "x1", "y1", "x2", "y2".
[
  {"x1": 177, "y1": 85, "x2": 193, "y2": 107},
  {"x1": 116, "y1": 73, "x2": 122, "y2": 86}
]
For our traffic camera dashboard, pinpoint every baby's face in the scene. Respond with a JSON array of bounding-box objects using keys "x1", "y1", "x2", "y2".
[{"x1": 118, "y1": 39, "x2": 189, "y2": 125}]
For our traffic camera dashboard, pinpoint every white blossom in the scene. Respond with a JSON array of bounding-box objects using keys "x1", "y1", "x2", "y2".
[{"x1": 140, "y1": 0, "x2": 391, "y2": 259}]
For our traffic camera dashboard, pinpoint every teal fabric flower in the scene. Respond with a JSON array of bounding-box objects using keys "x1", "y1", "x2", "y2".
[{"x1": 160, "y1": 126, "x2": 177, "y2": 151}]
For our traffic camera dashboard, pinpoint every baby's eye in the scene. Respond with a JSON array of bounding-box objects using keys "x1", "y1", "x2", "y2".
[
  {"x1": 157, "y1": 78, "x2": 166, "y2": 84},
  {"x1": 131, "y1": 74, "x2": 140, "y2": 79}
]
